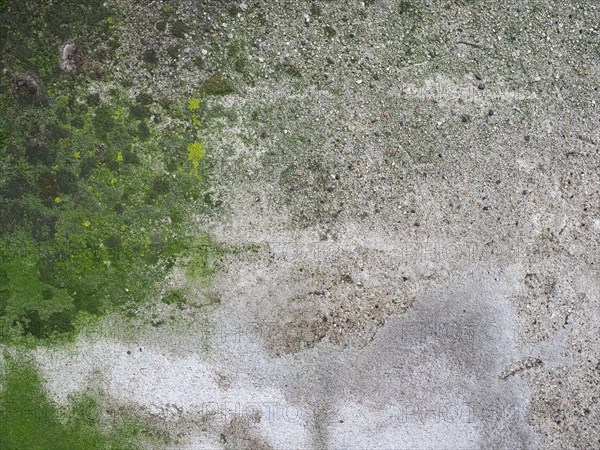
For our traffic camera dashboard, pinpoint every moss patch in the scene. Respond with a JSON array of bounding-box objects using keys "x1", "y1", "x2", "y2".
[
  {"x1": 0, "y1": 0, "x2": 115, "y2": 79},
  {"x1": 0, "y1": 356, "x2": 151, "y2": 449},
  {"x1": 0, "y1": 89, "x2": 218, "y2": 343},
  {"x1": 0, "y1": 3, "x2": 225, "y2": 345},
  {"x1": 324, "y1": 25, "x2": 337, "y2": 38},
  {"x1": 200, "y1": 75, "x2": 236, "y2": 96}
]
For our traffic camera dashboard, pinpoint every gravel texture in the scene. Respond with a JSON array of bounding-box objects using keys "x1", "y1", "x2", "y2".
[{"x1": 1, "y1": 0, "x2": 599, "y2": 448}]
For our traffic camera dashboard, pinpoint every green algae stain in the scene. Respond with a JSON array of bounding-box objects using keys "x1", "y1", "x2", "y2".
[{"x1": 0, "y1": 356, "x2": 148, "y2": 450}]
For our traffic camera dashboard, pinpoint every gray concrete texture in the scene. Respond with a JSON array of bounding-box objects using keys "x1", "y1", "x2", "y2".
[{"x1": 33, "y1": 0, "x2": 600, "y2": 448}]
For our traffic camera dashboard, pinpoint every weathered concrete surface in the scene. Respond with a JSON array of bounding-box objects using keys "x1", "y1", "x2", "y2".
[{"x1": 24, "y1": 0, "x2": 600, "y2": 448}]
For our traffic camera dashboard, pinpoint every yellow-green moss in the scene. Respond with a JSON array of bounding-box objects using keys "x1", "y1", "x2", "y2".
[{"x1": 187, "y1": 142, "x2": 205, "y2": 168}]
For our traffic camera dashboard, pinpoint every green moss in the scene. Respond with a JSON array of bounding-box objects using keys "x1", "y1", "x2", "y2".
[
  {"x1": 87, "y1": 93, "x2": 101, "y2": 107},
  {"x1": 0, "y1": 128, "x2": 9, "y2": 148},
  {"x1": 324, "y1": 25, "x2": 337, "y2": 38},
  {"x1": 129, "y1": 104, "x2": 151, "y2": 120},
  {"x1": 0, "y1": 0, "x2": 228, "y2": 346},
  {"x1": 277, "y1": 63, "x2": 303, "y2": 78},
  {"x1": 187, "y1": 141, "x2": 205, "y2": 168},
  {"x1": 227, "y1": 41, "x2": 248, "y2": 75},
  {"x1": 187, "y1": 98, "x2": 201, "y2": 111},
  {"x1": 0, "y1": 356, "x2": 148, "y2": 449},
  {"x1": 398, "y1": 1, "x2": 419, "y2": 15},
  {"x1": 0, "y1": 85, "x2": 222, "y2": 344},
  {"x1": 135, "y1": 93, "x2": 154, "y2": 105},
  {"x1": 171, "y1": 20, "x2": 187, "y2": 38},
  {"x1": 137, "y1": 122, "x2": 150, "y2": 140},
  {"x1": 0, "y1": 237, "x2": 73, "y2": 342},
  {"x1": 0, "y1": 0, "x2": 115, "y2": 81},
  {"x1": 184, "y1": 234, "x2": 226, "y2": 284},
  {"x1": 167, "y1": 45, "x2": 181, "y2": 60},
  {"x1": 142, "y1": 49, "x2": 158, "y2": 65},
  {"x1": 161, "y1": 289, "x2": 187, "y2": 307},
  {"x1": 200, "y1": 75, "x2": 236, "y2": 96}
]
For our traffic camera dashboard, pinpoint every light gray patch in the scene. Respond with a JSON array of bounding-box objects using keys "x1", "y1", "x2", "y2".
[{"x1": 268, "y1": 268, "x2": 539, "y2": 448}]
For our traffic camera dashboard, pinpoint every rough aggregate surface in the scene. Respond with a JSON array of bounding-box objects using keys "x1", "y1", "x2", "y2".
[{"x1": 0, "y1": 0, "x2": 599, "y2": 448}]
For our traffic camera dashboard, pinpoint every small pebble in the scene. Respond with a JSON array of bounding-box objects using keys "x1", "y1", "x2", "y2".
[
  {"x1": 488, "y1": 110, "x2": 495, "y2": 116},
  {"x1": 327, "y1": 56, "x2": 334, "y2": 65},
  {"x1": 140, "y1": 38, "x2": 149, "y2": 45},
  {"x1": 478, "y1": 83, "x2": 486, "y2": 90}
]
